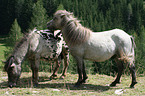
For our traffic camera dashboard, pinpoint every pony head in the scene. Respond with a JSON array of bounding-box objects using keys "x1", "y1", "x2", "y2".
[
  {"x1": 4, "y1": 56, "x2": 21, "y2": 88},
  {"x1": 47, "y1": 10, "x2": 90, "y2": 46},
  {"x1": 47, "y1": 10, "x2": 74, "y2": 30}
]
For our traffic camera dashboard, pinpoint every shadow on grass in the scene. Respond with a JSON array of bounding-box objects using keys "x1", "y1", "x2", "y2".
[{"x1": 0, "y1": 76, "x2": 110, "y2": 92}]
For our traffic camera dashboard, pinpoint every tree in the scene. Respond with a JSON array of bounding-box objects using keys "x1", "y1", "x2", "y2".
[
  {"x1": 19, "y1": 0, "x2": 34, "y2": 31},
  {"x1": 7, "y1": 19, "x2": 23, "y2": 47},
  {"x1": 134, "y1": 26, "x2": 145, "y2": 75},
  {"x1": 56, "y1": 4, "x2": 65, "y2": 11},
  {"x1": 0, "y1": 0, "x2": 15, "y2": 35},
  {"x1": 5, "y1": 19, "x2": 23, "y2": 57},
  {"x1": 29, "y1": 0, "x2": 48, "y2": 30},
  {"x1": 15, "y1": 0, "x2": 25, "y2": 18},
  {"x1": 43, "y1": 0, "x2": 58, "y2": 16}
]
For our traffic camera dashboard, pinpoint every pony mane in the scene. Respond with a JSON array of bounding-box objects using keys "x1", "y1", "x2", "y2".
[
  {"x1": 4, "y1": 29, "x2": 36, "y2": 71},
  {"x1": 55, "y1": 10, "x2": 91, "y2": 46},
  {"x1": 13, "y1": 28, "x2": 36, "y2": 53}
]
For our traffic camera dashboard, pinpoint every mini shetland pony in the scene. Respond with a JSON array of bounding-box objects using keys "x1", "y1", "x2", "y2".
[
  {"x1": 4, "y1": 28, "x2": 69, "y2": 88},
  {"x1": 47, "y1": 10, "x2": 137, "y2": 88}
]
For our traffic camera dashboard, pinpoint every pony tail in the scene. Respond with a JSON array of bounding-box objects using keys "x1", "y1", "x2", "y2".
[
  {"x1": 130, "y1": 36, "x2": 136, "y2": 62},
  {"x1": 130, "y1": 36, "x2": 136, "y2": 48}
]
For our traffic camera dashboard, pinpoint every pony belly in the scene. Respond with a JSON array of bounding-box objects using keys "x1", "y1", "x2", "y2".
[
  {"x1": 84, "y1": 42, "x2": 116, "y2": 62},
  {"x1": 84, "y1": 53, "x2": 114, "y2": 62},
  {"x1": 40, "y1": 46, "x2": 62, "y2": 59}
]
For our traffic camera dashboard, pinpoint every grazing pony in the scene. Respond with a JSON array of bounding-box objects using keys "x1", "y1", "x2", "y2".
[
  {"x1": 4, "y1": 28, "x2": 69, "y2": 88},
  {"x1": 47, "y1": 10, "x2": 137, "y2": 88}
]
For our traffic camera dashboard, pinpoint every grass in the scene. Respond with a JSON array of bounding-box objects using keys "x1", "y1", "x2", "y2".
[
  {"x1": 0, "y1": 36, "x2": 7, "y2": 70},
  {"x1": 0, "y1": 71, "x2": 145, "y2": 96},
  {"x1": 0, "y1": 37, "x2": 6, "y2": 60},
  {"x1": 0, "y1": 44, "x2": 6, "y2": 60}
]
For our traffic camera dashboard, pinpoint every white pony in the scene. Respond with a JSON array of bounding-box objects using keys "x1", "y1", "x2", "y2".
[{"x1": 47, "y1": 10, "x2": 137, "y2": 88}]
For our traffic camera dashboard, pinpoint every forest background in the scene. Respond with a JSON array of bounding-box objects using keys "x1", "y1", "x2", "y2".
[{"x1": 0, "y1": 0, "x2": 145, "y2": 76}]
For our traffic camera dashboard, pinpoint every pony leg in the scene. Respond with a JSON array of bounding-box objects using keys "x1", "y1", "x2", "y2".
[
  {"x1": 60, "y1": 49, "x2": 69, "y2": 79},
  {"x1": 30, "y1": 57, "x2": 39, "y2": 87},
  {"x1": 49, "y1": 57, "x2": 61, "y2": 80},
  {"x1": 82, "y1": 61, "x2": 88, "y2": 83},
  {"x1": 110, "y1": 59, "x2": 124, "y2": 87},
  {"x1": 74, "y1": 56, "x2": 86, "y2": 87},
  {"x1": 49, "y1": 61, "x2": 53, "y2": 73},
  {"x1": 129, "y1": 63, "x2": 137, "y2": 88}
]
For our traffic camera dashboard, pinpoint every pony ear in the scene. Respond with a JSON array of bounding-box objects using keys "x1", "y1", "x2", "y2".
[{"x1": 11, "y1": 63, "x2": 15, "y2": 68}]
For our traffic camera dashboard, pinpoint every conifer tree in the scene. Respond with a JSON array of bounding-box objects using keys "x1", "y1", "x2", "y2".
[
  {"x1": 29, "y1": 0, "x2": 48, "y2": 30},
  {"x1": 19, "y1": 0, "x2": 34, "y2": 31},
  {"x1": 15, "y1": 0, "x2": 25, "y2": 18},
  {"x1": 7, "y1": 19, "x2": 23, "y2": 47},
  {"x1": 5, "y1": 19, "x2": 23, "y2": 57},
  {"x1": 140, "y1": 26, "x2": 145, "y2": 56},
  {"x1": 56, "y1": 4, "x2": 65, "y2": 11},
  {"x1": 43, "y1": 0, "x2": 58, "y2": 16},
  {"x1": 0, "y1": 0, "x2": 16, "y2": 35}
]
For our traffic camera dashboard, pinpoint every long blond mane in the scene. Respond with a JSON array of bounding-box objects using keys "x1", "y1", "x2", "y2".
[{"x1": 55, "y1": 10, "x2": 91, "y2": 46}]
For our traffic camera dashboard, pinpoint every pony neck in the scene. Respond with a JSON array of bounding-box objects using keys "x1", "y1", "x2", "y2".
[
  {"x1": 61, "y1": 17, "x2": 90, "y2": 47},
  {"x1": 12, "y1": 47, "x2": 28, "y2": 64},
  {"x1": 12, "y1": 36, "x2": 30, "y2": 64}
]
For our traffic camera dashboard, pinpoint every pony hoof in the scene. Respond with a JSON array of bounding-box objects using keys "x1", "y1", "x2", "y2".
[
  {"x1": 34, "y1": 84, "x2": 38, "y2": 87},
  {"x1": 82, "y1": 81, "x2": 86, "y2": 83},
  {"x1": 82, "y1": 79, "x2": 87, "y2": 83},
  {"x1": 59, "y1": 77, "x2": 64, "y2": 80},
  {"x1": 49, "y1": 75, "x2": 58, "y2": 80},
  {"x1": 82, "y1": 76, "x2": 88, "y2": 83},
  {"x1": 110, "y1": 81, "x2": 121, "y2": 87},
  {"x1": 34, "y1": 82, "x2": 39, "y2": 87},
  {"x1": 110, "y1": 82, "x2": 116, "y2": 87},
  {"x1": 130, "y1": 86, "x2": 134, "y2": 88},
  {"x1": 48, "y1": 78, "x2": 52, "y2": 81},
  {"x1": 59, "y1": 76, "x2": 65, "y2": 80},
  {"x1": 32, "y1": 83, "x2": 38, "y2": 87},
  {"x1": 130, "y1": 82, "x2": 137, "y2": 88}
]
